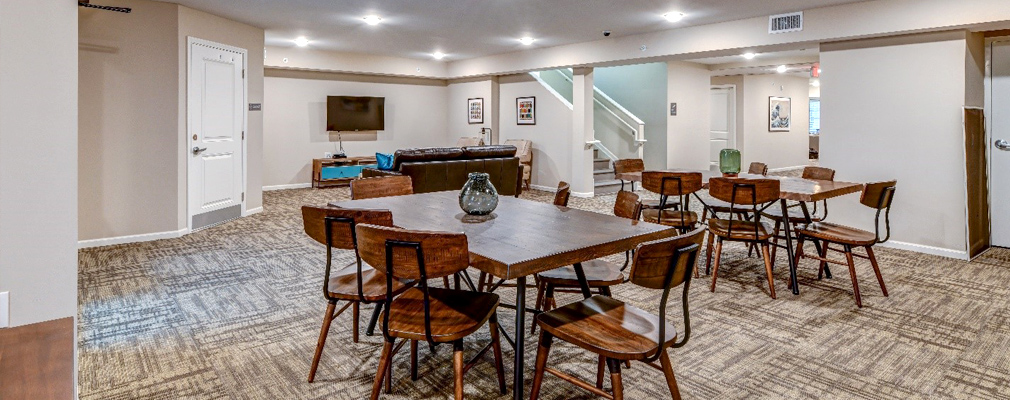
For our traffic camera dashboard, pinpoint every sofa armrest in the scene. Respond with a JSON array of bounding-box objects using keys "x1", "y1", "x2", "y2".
[{"x1": 361, "y1": 168, "x2": 402, "y2": 178}]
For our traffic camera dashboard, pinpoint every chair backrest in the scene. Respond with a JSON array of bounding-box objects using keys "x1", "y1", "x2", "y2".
[
  {"x1": 613, "y1": 190, "x2": 643, "y2": 220},
  {"x1": 748, "y1": 162, "x2": 769, "y2": 175},
  {"x1": 860, "y1": 180, "x2": 897, "y2": 243},
  {"x1": 708, "y1": 177, "x2": 779, "y2": 206},
  {"x1": 801, "y1": 166, "x2": 835, "y2": 181},
  {"x1": 350, "y1": 175, "x2": 413, "y2": 200},
  {"x1": 641, "y1": 171, "x2": 703, "y2": 197},
  {"x1": 554, "y1": 181, "x2": 571, "y2": 207},
  {"x1": 355, "y1": 224, "x2": 470, "y2": 281},
  {"x1": 613, "y1": 159, "x2": 645, "y2": 175},
  {"x1": 503, "y1": 139, "x2": 532, "y2": 163},
  {"x1": 628, "y1": 228, "x2": 705, "y2": 356},
  {"x1": 456, "y1": 137, "x2": 484, "y2": 147},
  {"x1": 301, "y1": 206, "x2": 394, "y2": 250}
]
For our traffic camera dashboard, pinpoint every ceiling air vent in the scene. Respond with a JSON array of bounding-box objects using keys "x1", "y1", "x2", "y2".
[{"x1": 769, "y1": 11, "x2": 803, "y2": 34}]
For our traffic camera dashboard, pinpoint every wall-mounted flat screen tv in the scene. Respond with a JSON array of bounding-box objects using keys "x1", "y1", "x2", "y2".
[{"x1": 326, "y1": 96, "x2": 385, "y2": 131}]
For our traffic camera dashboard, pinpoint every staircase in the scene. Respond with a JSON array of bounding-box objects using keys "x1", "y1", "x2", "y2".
[{"x1": 593, "y1": 150, "x2": 623, "y2": 195}]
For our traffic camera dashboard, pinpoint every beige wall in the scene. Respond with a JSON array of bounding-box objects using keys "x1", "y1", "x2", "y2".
[
  {"x1": 265, "y1": 46, "x2": 450, "y2": 79},
  {"x1": 262, "y1": 70, "x2": 450, "y2": 187},
  {"x1": 498, "y1": 74, "x2": 573, "y2": 190},
  {"x1": 820, "y1": 31, "x2": 979, "y2": 257},
  {"x1": 742, "y1": 74, "x2": 810, "y2": 169},
  {"x1": 178, "y1": 5, "x2": 265, "y2": 220},
  {"x1": 79, "y1": 0, "x2": 180, "y2": 241},
  {"x1": 447, "y1": 79, "x2": 496, "y2": 145},
  {"x1": 0, "y1": 0, "x2": 79, "y2": 327},
  {"x1": 667, "y1": 61, "x2": 712, "y2": 170}
]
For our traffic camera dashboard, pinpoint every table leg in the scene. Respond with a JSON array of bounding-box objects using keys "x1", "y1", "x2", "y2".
[
  {"x1": 513, "y1": 276, "x2": 527, "y2": 400},
  {"x1": 798, "y1": 202, "x2": 832, "y2": 279},
  {"x1": 780, "y1": 199, "x2": 800, "y2": 295},
  {"x1": 572, "y1": 262, "x2": 593, "y2": 298}
]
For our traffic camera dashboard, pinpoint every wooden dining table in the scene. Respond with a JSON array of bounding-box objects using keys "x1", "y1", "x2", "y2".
[
  {"x1": 625, "y1": 169, "x2": 863, "y2": 294},
  {"x1": 330, "y1": 191, "x2": 679, "y2": 400}
]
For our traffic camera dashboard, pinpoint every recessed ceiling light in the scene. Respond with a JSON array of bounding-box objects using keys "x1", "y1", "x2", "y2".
[
  {"x1": 776, "y1": 65, "x2": 788, "y2": 73},
  {"x1": 519, "y1": 37, "x2": 535, "y2": 46},
  {"x1": 432, "y1": 52, "x2": 445, "y2": 60},
  {"x1": 294, "y1": 36, "x2": 309, "y2": 47},
  {"x1": 362, "y1": 15, "x2": 382, "y2": 25},
  {"x1": 742, "y1": 53, "x2": 757, "y2": 60},
  {"x1": 663, "y1": 12, "x2": 686, "y2": 22}
]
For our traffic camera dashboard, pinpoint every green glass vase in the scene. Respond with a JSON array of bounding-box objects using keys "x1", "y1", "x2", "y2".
[{"x1": 719, "y1": 148, "x2": 741, "y2": 176}]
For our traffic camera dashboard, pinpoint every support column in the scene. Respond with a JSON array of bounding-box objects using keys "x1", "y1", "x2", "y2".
[
  {"x1": 490, "y1": 76, "x2": 500, "y2": 144},
  {"x1": 571, "y1": 67, "x2": 595, "y2": 196}
]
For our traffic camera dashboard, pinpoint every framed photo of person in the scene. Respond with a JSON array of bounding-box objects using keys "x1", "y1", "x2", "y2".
[
  {"x1": 468, "y1": 97, "x2": 483, "y2": 124},
  {"x1": 516, "y1": 96, "x2": 536, "y2": 125}
]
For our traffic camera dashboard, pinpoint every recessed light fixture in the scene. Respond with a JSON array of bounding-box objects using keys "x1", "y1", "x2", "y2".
[
  {"x1": 432, "y1": 52, "x2": 445, "y2": 60},
  {"x1": 519, "y1": 37, "x2": 535, "y2": 46},
  {"x1": 663, "y1": 12, "x2": 686, "y2": 22},
  {"x1": 742, "y1": 53, "x2": 757, "y2": 60},
  {"x1": 294, "y1": 36, "x2": 309, "y2": 47},
  {"x1": 776, "y1": 65, "x2": 788, "y2": 73},
  {"x1": 362, "y1": 15, "x2": 382, "y2": 25}
]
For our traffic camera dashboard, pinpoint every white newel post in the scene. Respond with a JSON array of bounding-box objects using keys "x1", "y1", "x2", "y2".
[{"x1": 571, "y1": 67, "x2": 595, "y2": 196}]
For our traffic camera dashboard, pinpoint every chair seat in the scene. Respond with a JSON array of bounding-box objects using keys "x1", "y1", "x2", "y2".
[
  {"x1": 536, "y1": 295, "x2": 677, "y2": 360},
  {"x1": 641, "y1": 198, "x2": 679, "y2": 210},
  {"x1": 798, "y1": 222, "x2": 877, "y2": 246},
  {"x1": 327, "y1": 265, "x2": 414, "y2": 302},
  {"x1": 384, "y1": 287, "x2": 499, "y2": 342},
  {"x1": 762, "y1": 206, "x2": 822, "y2": 222},
  {"x1": 642, "y1": 210, "x2": 698, "y2": 227},
  {"x1": 538, "y1": 259, "x2": 625, "y2": 287},
  {"x1": 708, "y1": 219, "x2": 773, "y2": 241}
]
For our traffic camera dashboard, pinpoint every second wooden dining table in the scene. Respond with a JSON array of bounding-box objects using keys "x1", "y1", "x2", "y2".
[{"x1": 331, "y1": 190, "x2": 678, "y2": 400}]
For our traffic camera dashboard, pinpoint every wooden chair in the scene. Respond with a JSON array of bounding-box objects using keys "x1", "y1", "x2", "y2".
[
  {"x1": 356, "y1": 224, "x2": 507, "y2": 400},
  {"x1": 614, "y1": 159, "x2": 678, "y2": 211},
  {"x1": 701, "y1": 162, "x2": 768, "y2": 221},
  {"x1": 640, "y1": 171, "x2": 703, "y2": 233},
  {"x1": 301, "y1": 206, "x2": 415, "y2": 383},
  {"x1": 531, "y1": 191, "x2": 643, "y2": 333},
  {"x1": 762, "y1": 166, "x2": 836, "y2": 263},
  {"x1": 350, "y1": 175, "x2": 413, "y2": 200},
  {"x1": 793, "y1": 181, "x2": 896, "y2": 307},
  {"x1": 529, "y1": 229, "x2": 705, "y2": 400},
  {"x1": 705, "y1": 177, "x2": 781, "y2": 298},
  {"x1": 554, "y1": 181, "x2": 571, "y2": 207}
]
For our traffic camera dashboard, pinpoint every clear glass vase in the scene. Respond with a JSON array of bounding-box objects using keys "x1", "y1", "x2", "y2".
[
  {"x1": 719, "y1": 148, "x2": 741, "y2": 176},
  {"x1": 459, "y1": 172, "x2": 499, "y2": 215}
]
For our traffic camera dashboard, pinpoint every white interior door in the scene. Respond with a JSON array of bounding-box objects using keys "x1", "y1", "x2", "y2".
[
  {"x1": 188, "y1": 39, "x2": 246, "y2": 230},
  {"x1": 991, "y1": 40, "x2": 1010, "y2": 247},
  {"x1": 710, "y1": 86, "x2": 736, "y2": 171}
]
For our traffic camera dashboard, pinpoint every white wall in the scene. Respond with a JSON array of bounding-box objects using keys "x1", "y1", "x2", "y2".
[
  {"x1": 820, "y1": 31, "x2": 978, "y2": 257},
  {"x1": 595, "y1": 62, "x2": 669, "y2": 169},
  {"x1": 0, "y1": 0, "x2": 79, "y2": 327},
  {"x1": 741, "y1": 74, "x2": 810, "y2": 169},
  {"x1": 446, "y1": 79, "x2": 495, "y2": 144},
  {"x1": 262, "y1": 69, "x2": 450, "y2": 187},
  {"x1": 667, "y1": 61, "x2": 712, "y2": 170},
  {"x1": 498, "y1": 74, "x2": 573, "y2": 190}
]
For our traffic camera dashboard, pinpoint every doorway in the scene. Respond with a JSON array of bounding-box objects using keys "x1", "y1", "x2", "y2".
[
  {"x1": 187, "y1": 38, "x2": 247, "y2": 231},
  {"x1": 710, "y1": 85, "x2": 737, "y2": 171},
  {"x1": 990, "y1": 39, "x2": 1010, "y2": 247}
]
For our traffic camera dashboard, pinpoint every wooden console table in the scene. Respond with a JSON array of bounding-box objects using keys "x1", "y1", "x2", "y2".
[{"x1": 312, "y1": 156, "x2": 377, "y2": 188}]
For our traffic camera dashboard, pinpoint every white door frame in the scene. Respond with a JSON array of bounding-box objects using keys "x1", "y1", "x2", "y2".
[
  {"x1": 710, "y1": 84, "x2": 738, "y2": 168},
  {"x1": 186, "y1": 37, "x2": 248, "y2": 231}
]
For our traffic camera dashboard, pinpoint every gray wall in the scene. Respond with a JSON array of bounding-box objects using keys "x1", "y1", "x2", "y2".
[
  {"x1": 0, "y1": 0, "x2": 79, "y2": 327},
  {"x1": 594, "y1": 63, "x2": 668, "y2": 169}
]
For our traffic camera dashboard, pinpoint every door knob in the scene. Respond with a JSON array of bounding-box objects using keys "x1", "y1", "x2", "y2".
[
  {"x1": 997, "y1": 139, "x2": 1010, "y2": 151},
  {"x1": 192, "y1": 147, "x2": 208, "y2": 154}
]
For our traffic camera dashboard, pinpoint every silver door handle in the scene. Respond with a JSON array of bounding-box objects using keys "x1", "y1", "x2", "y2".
[
  {"x1": 997, "y1": 139, "x2": 1010, "y2": 151},
  {"x1": 192, "y1": 147, "x2": 207, "y2": 154}
]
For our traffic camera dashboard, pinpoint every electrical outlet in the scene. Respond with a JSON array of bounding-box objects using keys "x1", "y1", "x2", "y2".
[{"x1": 0, "y1": 291, "x2": 9, "y2": 328}]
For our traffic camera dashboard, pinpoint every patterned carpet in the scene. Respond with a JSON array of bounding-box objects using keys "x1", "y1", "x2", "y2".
[{"x1": 78, "y1": 183, "x2": 1010, "y2": 399}]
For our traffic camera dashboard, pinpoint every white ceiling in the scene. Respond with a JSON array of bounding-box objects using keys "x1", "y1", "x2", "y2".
[{"x1": 162, "y1": 0, "x2": 870, "y2": 61}]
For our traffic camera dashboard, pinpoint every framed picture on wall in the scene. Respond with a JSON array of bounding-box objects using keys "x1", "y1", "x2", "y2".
[
  {"x1": 516, "y1": 96, "x2": 536, "y2": 125},
  {"x1": 769, "y1": 96, "x2": 791, "y2": 132},
  {"x1": 468, "y1": 97, "x2": 484, "y2": 124}
]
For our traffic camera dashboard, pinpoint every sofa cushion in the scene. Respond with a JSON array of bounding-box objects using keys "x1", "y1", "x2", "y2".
[
  {"x1": 375, "y1": 152, "x2": 395, "y2": 170},
  {"x1": 392, "y1": 147, "x2": 464, "y2": 170},
  {"x1": 461, "y1": 145, "x2": 517, "y2": 159}
]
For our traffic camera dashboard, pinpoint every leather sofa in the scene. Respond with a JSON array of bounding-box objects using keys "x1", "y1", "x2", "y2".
[{"x1": 362, "y1": 145, "x2": 523, "y2": 196}]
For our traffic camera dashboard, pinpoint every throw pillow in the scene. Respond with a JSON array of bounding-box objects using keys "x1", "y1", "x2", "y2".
[{"x1": 376, "y1": 152, "x2": 395, "y2": 170}]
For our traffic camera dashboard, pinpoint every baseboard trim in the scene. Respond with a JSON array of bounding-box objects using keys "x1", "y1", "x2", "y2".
[
  {"x1": 877, "y1": 240, "x2": 968, "y2": 261},
  {"x1": 528, "y1": 184, "x2": 556, "y2": 192},
  {"x1": 263, "y1": 183, "x2": 311, "y2": 191},
  {"x1": 78, "y1": 228, "x2": 190, "y2": 249},
  {"x1": 242, "y1": 207, "x2": 263, "y2": 217},
  {"x1": 768, "y1": 165, "x2": 807, "y2": 173},
  {"x1": 572, "y1": 191, "x2": 594, "y2": 198}
]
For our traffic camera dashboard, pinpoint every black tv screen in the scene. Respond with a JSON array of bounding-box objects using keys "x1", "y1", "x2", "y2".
[{"x1": 326, "y1": 96, "x2": 385, "y2": 131}]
